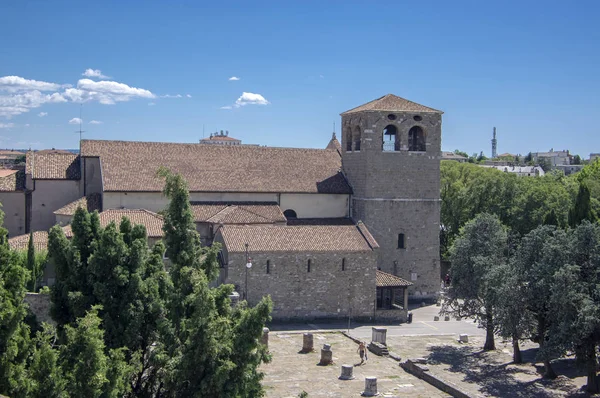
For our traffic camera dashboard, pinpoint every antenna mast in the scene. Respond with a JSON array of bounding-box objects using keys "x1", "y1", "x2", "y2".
[{"x1": 75, "y1": 103, "x2": 85, "y2": 153}]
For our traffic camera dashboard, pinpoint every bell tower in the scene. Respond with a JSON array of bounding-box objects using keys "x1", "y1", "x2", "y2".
[{"x1": 341, "y1": 94, "x2": 443, "y2": 301}]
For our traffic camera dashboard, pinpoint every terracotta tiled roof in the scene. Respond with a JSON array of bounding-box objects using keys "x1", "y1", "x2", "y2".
[
  {"x1": 326, "y1": 133, "x2": 342, "y2": 152},
  {"x1": 341, "y1": 94, "x2": 442, "y2": 115},
  {"x1": 63, "y1": 209, "x2": 164, "y2": 238},
  {"x1": 286, "y1": 218, "x2": 355, "y2": 226},
  {"x1": 357, "y1": 221, "x2": 379, "y2": 249},
  {"x1": 53, "y1": 193, "x2": 102, "y2": 216},
  {"x1": 217, "y1": 224, "x2": 376, "y2": 253},
  {"x1": 376, "y1": 270, "x2": 413, "y2": 287},
  {"x1": 80, "y1": 140, "x2": 351, "y2": 194},
  {"x1": 190, "y1": 202, "x2": 286, "y2": 224},
  {"x1": 26, "y1": 151, "x2": 80, "y2": 180},
  {"x1": 0, "y1": 150, "x2": 24, "y2": 156},
  {"x1": 0, "y1": 170, "x2": 25, "y2": 191},
  {"x1": 9, "y1": 231, "x2": 49, "y2": 251}
]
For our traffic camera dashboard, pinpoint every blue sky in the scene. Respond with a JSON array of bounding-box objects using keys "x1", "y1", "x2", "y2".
[{"x1": 1, "y1": 0, "x2": 599, "y2": 157}]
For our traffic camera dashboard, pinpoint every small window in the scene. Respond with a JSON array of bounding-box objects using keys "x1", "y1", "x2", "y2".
[
  {"x1": 283, "y1": 209, "x2": 297, "y2": 219},
  {"x1": 217, "y1": 251, "x2": 225, "y2": 268},
  {"x1": 266, "y1": 260, "x2": 270, "y2": 274},
  {"x1": 413, "y1": 115, "x2": 422, "y2": 121},
  {"x1": 307, "y1": 259, "x2": 311, "y2": 273},
  {"x1": 342, "y1": 258, "x2": 346, "y2": 271},
  {"x1": 398, "y1": 233, "x2": 405, "y2": 249},
  {"x1": 387, "y1": 114, "x2": 396, "y2": 120}
]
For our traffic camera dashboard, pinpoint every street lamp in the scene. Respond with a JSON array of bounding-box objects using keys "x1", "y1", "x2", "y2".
[{"x1": 245, "y1": 243, "x2": 252, "y2": 301}]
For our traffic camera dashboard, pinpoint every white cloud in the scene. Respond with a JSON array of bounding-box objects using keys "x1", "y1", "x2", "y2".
[
  {"x1": 148, "y1": 102, "x2": 156, "y2": 106},
  {"x1": 82, "y1": 69, "x2": 110, "y2": 79},
  {"x1": 160, "y1": 94, "x2": 182, "y2": 98},
  {"x1": 228, "y1": 76, "x2": 240, "y2": 81},
  {"x1": 0, "y1": 75, "x2": 155, "y2": 118},
  {"x1": 89, "y1": 120, "x2": 103, "y2": 124},
  {"x1": 234, "y1": 92, "x2": 269, "y2": 107},
  {"x1": 0, "y1": 76, "x2": 65, "y2": 93},
  {"x1": 319, "y1": 74, "x2": 324, "y2": 79},
  {"x1": 220, "y1": 106, "x2": 232, "y2": 110},
  {"x1": 24, "y1": 124, "x2": 30, "y2": 127},
  {"x1": 0, "y1": 123, "x2": 15, "y2": 129},
  {"x1": 186, "y1": 94, "x2": 192, "y2": 98},
  {"x1": 69, "y1": 117, "x2": 82, "y2": 125}
]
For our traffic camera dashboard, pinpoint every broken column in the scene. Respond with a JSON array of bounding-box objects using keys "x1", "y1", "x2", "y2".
[
  {"x1": 459, "y1": 334, "x2": 469, "y2": 343},
  {"x1": 319, "y1": 343, "x2": 333, "y2": 365},
  {"x1": 361, "y1": 377, "x2": 378, "y2": 397},
  {"x1": 260, "y1": 327, "x2": 269, "y2": 348},
  {"x1": 339, "y1": 364, "x2": 354, "y2": 380},
  {"x1": 300, "y1": 333, "x2": 314, "y2": 353}
]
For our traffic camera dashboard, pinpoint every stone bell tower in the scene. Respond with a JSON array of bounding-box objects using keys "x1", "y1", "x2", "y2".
[{"x1": 340, "y1": 94, "x2": 442, "y2": 301}]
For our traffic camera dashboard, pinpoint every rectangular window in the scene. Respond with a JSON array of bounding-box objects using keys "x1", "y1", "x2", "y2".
[
  {"x1": 266, "y1": 260, "x2": 270, "y2": 274},
  {"x1": 307, "y1": 259, "x2": 311, "y2": 273},
  {"x1": 398, "y1": 233, "x2": 405, "y2": 249},
  {"x1": 342, "y1": 258, "x2": 346, "y2": 271},
  {"x1": 217, "y1": 251, "x2": 224, "y2": 268}
]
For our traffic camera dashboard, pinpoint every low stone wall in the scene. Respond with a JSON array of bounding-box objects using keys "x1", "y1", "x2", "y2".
[
  {"x1": 400, "y1": 359, "x2": 472, "y2": 398},
  {"x1": 375, "y1": 308, "x2": 407, "y2": 323},
  {"x1": 24, "y1": 292, "x2": 54, "y2": 326}
]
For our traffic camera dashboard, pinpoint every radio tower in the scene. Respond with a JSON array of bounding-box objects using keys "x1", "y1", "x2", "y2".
[{"x1": 491, "y1": 127, "x2": 497, "y2": 159}]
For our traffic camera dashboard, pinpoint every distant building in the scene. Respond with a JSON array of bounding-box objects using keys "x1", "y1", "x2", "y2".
[
  {"x1": 491, "y1": 127, "x2": 497, "y2": 159},
  {"x1": 531, "y1": 149, "x2": 570, "y2": 166},
  {"x1": 554, "y1": 164, "x2": 584, "y2": 176},
  {"x1": 441, "y1": 151, "x2": 468, "y2": 162},
  {"x1": 0, "y1": 149, "x2": 25, "y2": 166},
  {"x1": 590, "y1": 153, "x2": 600, "y2": 162},
  {"x1": 481, "y1": 165, "x2": 544, "y2": 177},
  {"x1": 200, "y1": 130, "x2": 241, "y2": 145}
]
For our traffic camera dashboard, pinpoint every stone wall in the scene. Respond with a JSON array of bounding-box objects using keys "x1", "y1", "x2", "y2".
[
  {"x1": 341, "y1": 109, "x2": 441, "y2": 301},
  {"x1": 24, "y1": 292, "x2": 54, "y2": 326},
  {"x1": 0, "y1": 191, "x2": 26, "y2": 237},
  {"x1": 219, "y1": 246, "x2": 378, "y2": 321},
  {"x1": 30, "y1": 179, "x2": 82, "y2": 232}
]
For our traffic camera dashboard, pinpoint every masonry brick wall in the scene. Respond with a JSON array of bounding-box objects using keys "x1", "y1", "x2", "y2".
[
  {"x1": 221, "y1": 248, "x2": 378, "y2": 321},
  {"x1": 342, "y1": 110, "x2": 441, "y2": 301}
]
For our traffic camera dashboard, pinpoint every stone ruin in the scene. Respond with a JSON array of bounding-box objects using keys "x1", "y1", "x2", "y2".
[
  {"x1": 367, "y1": 327, "x2": 389, "y2": 356},
  {"x1": 319, "y1": 343, "x2": 333, "y2": 366}
]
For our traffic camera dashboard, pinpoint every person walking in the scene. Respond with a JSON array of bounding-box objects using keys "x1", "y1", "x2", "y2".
[{"x1": 358, "y1": 341, "x2": 368, "y2": 364}]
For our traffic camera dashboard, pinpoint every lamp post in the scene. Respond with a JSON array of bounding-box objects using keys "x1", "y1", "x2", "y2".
[{"x1": 245, "y1": 243, "x2": 252, "y2": 301}]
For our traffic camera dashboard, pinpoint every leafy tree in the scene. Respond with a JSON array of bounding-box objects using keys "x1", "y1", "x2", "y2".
[
  {"x1": 512, "y1": 225, "x2": 570, "y2": 378},
  {"x1": 572, "y1": 154, "x2": 582, "y2": 165},
  {"x1": 23, "y1": 232, "x2": 46, "y2": 292},
  {"x1": 538, "y1": 157, "x2": 552, "y2": 172},
  {"x1": 158, "y1": 168, "x2": 273, "y2": 397},
  {"x1": 29, "y1": 324, "x2": 67, "y2": 398},
  {"x1": 476, "y1": 151, "x2": 487, "y2": 162},
  {"x1": 453, "y1": 149, "x2": 469, "y2": 158},
  {"x1": 491, "y1": 261, "x2": 535, "y2": 363},
  {"x1": 550, "y1": 222, "x2": 600, "y2": 393},
  {"x1": 568, "y1": 182, "x2": 598, "y2": 227},
  {"x1": 0, "y1": 208, "x2": 32, "y2": 397},
  {"x1": 442, "y1": 213, "x2": 507, "y2": 350}
]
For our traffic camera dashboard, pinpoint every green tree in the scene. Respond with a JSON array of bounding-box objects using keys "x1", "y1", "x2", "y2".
[
  {"x1": 476, "y1": 151, "x2": 487, "y2": 162},
  {"x1": 550, "y1": 222, "x2": 600, "y2": 393},
  {"x1": 0, "y1": 208, "x2": 32, "y2": 397},
  {"x1": 512, "y1": 225, "x2": 570, "y2": 378},
  {"x1": 442, "y1": 213, "x2": 507, "y2": 350},
  {"x1": 158, "y1": 168, "x2": 273, "y2": 397},
  {"x1": 572, "y1": 154, "x2": 582, "y2": 165},
  {"x1": 29, "y1": 324, "x2": 67, "y2": 398},
  {"x1": 568, "y1": 182, "x2": 598, "y2": 227}
]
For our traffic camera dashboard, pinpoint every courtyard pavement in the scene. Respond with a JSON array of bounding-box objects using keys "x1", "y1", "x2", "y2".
[{"x1": 268, "y1": 303, "x2": 486, "y2": 340}]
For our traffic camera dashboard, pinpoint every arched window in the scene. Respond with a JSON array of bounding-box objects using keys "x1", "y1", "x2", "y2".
[
  {"x1": 344, "y1": 127, "x2": 352, "y2": 152},
  {"x1": 383, "y1": 125, "x2": 398, "y2": 152},
  {"x1": 408, "y1": 126, "x2": 426, "y2": 151},
  {"x1": 283, "y1": 209, "x2": 297, "y2": 219},
  {"x1": 352, "y1": 126, "x2": 362, "y2": 151}
]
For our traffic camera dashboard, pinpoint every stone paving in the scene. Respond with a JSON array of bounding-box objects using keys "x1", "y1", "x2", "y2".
[{"x1": 261, "y1": 331, "x2": 450, "y2": 397}]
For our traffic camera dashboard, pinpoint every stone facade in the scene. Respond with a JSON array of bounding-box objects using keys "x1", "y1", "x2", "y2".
[
  {"x1": 341, "y1": 108, "x2": 441, "y2": 301},
  {"x1": 217, "y1": 248, "x2": 378, "y2": 321}
]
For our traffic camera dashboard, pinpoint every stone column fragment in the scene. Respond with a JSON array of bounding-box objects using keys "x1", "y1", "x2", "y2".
[
  {"x1": 339, "y1": 364, "x2": 354, "y2": 380},
  {"x1": 319, "y1": 343, "x2": 333, "y2": 365},
  {"x1": 361, "y1": 377, "x2": 379, "y2": 396},
  {"x1": 300, "y1": 332, "x2": 314, "y2": 353}
]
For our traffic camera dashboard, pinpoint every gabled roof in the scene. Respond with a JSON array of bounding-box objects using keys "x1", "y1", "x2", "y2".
[
  {"x1": 0, "y1": 169, "x2": 25, "y2": 191},
  {"x1": 376, "y1": 270, "x2": 413, "y2": 287},
  {"x1": 190, "y1": 202, "x2": 286, "y2": 224},
  {"x1": 63, "y1": 209, "x2": 164, "y2": 238},
  {"x1": 26, "y1": 151, "x2": 80, "y2": 180},
  {"x1": 80, "y1": 140, "x2": 351, "y2": 194},
  {"x1": 341, "y1": 94, "x2": 442, "y2": 115},
  {"x1": 53, "y1": 193, "x2": 102, "y2": 216},
  {"x1": 8, "y1": 231, "x2": 49, "y2": 251},
  {"x1": 217, "y1": 224, "x2": 378, "y2": 253}
]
